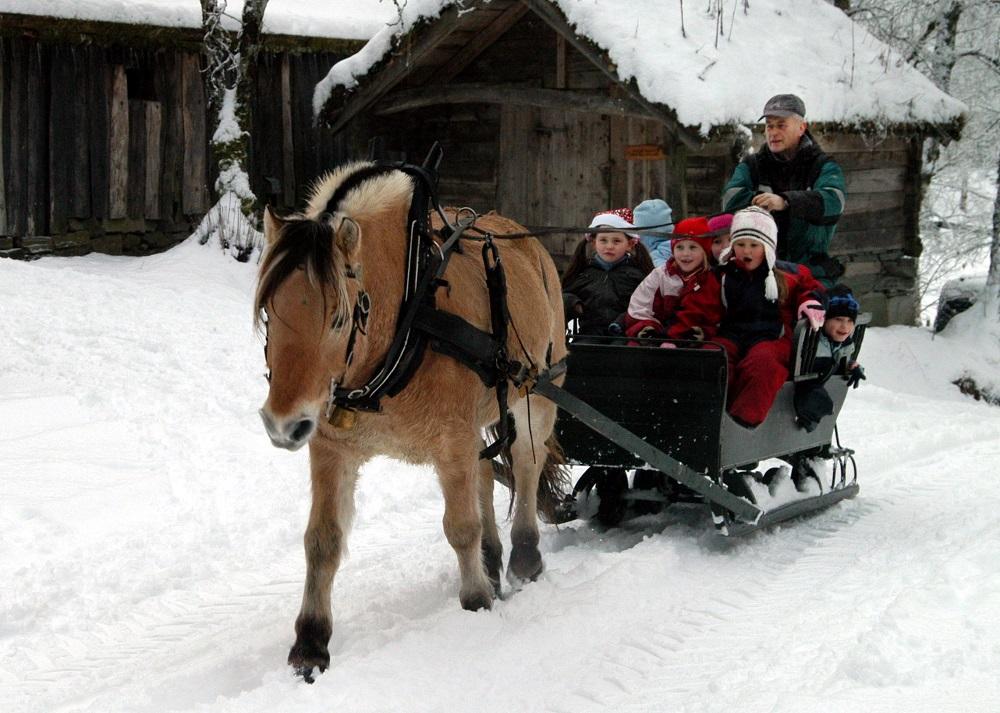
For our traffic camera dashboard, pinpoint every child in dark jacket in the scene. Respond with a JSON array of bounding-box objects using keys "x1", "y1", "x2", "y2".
[
  {"x1": 794, "y1": 285, "x2": 866, "y2": 431},
  {"x1": 624, "y1": 216, "x2": 721, "y2": 344},
  {"x1": 562, "y1": 209, "x2": 654, "y2": 339},
  {"x1": 710, "y1": 207, "x2": 826, "y2": 428}
]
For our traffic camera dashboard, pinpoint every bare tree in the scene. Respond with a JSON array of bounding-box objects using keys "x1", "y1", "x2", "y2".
[
  {"x1": 196, "y1": 0, "x2": 270, "y2": 261},
  {"x1": 846, "y1": 0, "x2": 1000, "y2": 321},
  {"x1": 989, "y1": 150, "x2": 1000, "y2": 317}
]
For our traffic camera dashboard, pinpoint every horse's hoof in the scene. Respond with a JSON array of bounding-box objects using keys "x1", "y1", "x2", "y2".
[
  {"x1": 460, "y1": 587, "x2": 494, "y2": 611},
  {"x1": 288, "y1": 641, "x2": 330, "y2": 682},
  {"x1": 295, "y1": 665, "x2": 318, "y2": 684},
  {"x1": 507, "y1": 544, "x2": 543, "y2": 583}
]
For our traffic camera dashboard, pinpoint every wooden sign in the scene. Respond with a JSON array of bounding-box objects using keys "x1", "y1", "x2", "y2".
[{"x1": 625, "y1": 143, "x2": 666, "y2": 161}]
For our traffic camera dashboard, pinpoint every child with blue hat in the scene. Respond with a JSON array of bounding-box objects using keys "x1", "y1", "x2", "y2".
[{"x1": 633, "y1": 198, "x2": 674, "y2": 268}]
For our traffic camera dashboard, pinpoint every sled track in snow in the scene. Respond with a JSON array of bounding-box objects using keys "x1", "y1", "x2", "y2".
[
  {"x1": 545, "y1": 442, "x2": 1000, "y2": 712},
  {"x1": 9, "y1": 438, "x2": 999, "y2": 713}
]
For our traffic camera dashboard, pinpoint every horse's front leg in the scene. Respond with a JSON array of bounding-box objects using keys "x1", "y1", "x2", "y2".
[
  {"x1": 435, "y1": 436, "x2": 495, "y2": 611},
  {"x1": 288, "y1": 439, "x2": 361, "y2": 681}
]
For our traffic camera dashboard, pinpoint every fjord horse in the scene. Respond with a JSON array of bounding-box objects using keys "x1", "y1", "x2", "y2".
[{"x1": 255, "y1": 162, "x2": 567, "y2": 678}]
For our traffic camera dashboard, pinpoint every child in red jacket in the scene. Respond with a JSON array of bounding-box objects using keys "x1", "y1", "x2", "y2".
[
  {"x1": 624, "y1": 216, "x2": 721, "y2": 345},
  {"x1": 713, "y1": 207, "x2": 825, "y2": 427}
]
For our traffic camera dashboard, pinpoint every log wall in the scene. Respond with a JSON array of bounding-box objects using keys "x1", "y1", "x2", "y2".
[{"x1": 0, "y1": 32, "x2": 352, "y2": 258}]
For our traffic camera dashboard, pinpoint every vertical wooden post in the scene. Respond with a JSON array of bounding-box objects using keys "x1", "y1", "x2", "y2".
[
  {"x1": 181, "y1": 52, "x2": 208, "y2": 215},
  {"x1": 109, "y1": 64, "x2": 129, "y2": 219},
  {"x1": 280, "y1": 54, "x2": 295, "y2": 207},
  {"x1": 0, "y1": 38, "x2": 6, "y2": 235},
  {"x1": 27, "y1": 40, "x2": 51, "y2": 235},
  {"x1": 144, "y1": 101, "x2": 162, "y2": 219},
  {"x1": 555, "y1": 34, "x2": 566, "y2": 89}
]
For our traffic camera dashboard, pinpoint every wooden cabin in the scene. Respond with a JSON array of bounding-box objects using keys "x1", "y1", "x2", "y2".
[
  {"x1": 318, "y1": 0, "x2": 965, "y2": 326},
  {"x1": 0, "y1": 10, "x2": 368, "y2": 259}
]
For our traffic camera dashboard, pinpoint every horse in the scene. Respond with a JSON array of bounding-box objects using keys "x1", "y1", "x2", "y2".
[{"x1": 254, "y1": 161, "x2": 568, "y2": 679}]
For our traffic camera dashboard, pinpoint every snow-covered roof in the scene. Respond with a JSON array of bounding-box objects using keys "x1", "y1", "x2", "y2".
[
  {"x1": 316, "y1": 0, "x2": 967, "y2": 135},
  {"x1": 0, "y1": 0, "x2": 397, "y2": 41}
]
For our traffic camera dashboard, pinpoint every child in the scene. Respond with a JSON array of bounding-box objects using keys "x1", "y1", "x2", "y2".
[
  {"x1": 711, "y1": 206, "x2": 826, "y2": 428},
  {"x1": 707, "y1": 213, "x2": 732, "y2": 265},
  {"x1": 633, "y1": 198, "x2": 674, "y2": 268},
  {"x1": 794, "y1": 285, "x2": 866, "y2": 431},
  {"x1": 624, "y1": 216, "x2": 720, "y2": 344},
  {"x1": 562, "y1": 209, "x2": 654, "y2": 339}
]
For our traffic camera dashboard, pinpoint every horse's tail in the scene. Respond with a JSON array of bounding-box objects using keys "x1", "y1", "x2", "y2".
[{"x1": 489, "y1": 430, "x2": 571, "y2": 525}]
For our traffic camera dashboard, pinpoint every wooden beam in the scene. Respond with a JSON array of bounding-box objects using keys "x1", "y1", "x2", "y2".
[
  {"x1": 280, "y1": 55, "x2": 295, "y2": 207},
  {"x1": 436, "y1": 1, "x2": 529, "y2": 83},
  {"x1": 144, "y1": 101, "x2": 162, "y2": 218},
  {"x1": 518, "y1": 0, "x2": 702, "y2": 150},
  {"x1": 109, "y1": 64, "x2": 129, "y2": 219},
  {"x1": 326, "y1": 3, "x2": 471, "y2": 134},
  {"x1": 555, "y1": 34, "x2": 566, "y2": 89},
  {"x1": 0, "y1": 39, "x2": 7, "y2": 234},
  {"x1": 181, "y1": 52, "x2": 208, "y2": 215},
  {"x1": 375, "y1": 83, "x2": 661, "y2": 119}
]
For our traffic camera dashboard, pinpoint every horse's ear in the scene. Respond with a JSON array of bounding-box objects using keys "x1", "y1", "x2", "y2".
[
  {"x1": 263, "y1": 206, "x2": 285, "y2": 245},
  {"x1": 335, "y1": 216, "x2": 361, "y2": 258}
]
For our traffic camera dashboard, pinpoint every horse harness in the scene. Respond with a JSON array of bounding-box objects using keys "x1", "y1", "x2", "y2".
[{"x1": 268, "y1": 152, "x2": 562, "y2": 460}]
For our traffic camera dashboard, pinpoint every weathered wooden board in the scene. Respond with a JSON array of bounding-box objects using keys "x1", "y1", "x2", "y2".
[
  {"x1": 280, "y1": 55, "x2": 295, "y2": 207},
  {"x1": 0, "y1": 39, "x2": 9, "y2": 235},
  {"x1": 27, "y1": 40, "x2": 50, "y2": 235},
  {"x1": 181, "y1": 52, "x2": 208, "y2": 215},
  {"x1": 127, "y1": 99, "x2": 146, "y2": 219},
  {"x1": 844, "y1": 166, "x2": 907, "y2": 194},
  {"x1": 70, "y1": 45, "x2": 92, "y2": 219},
  {"x1": 88, "y1": 47, "x2": 110, "y2": 221},
  {"x1": 830, "y1": 225, "x2": 907, "y2": 255},
  {"x1": 109, "y1": 64, "x2": 129, "y2": 219},
  {"x1": 842, "y1": 190, "x2": 906, "y2": 215},
  {"x1": 48, "y1": 44, "x2": 76, "y2": 234},
  {"x1": 144, "y1": 101, "x2": 162, "y2": 218}
]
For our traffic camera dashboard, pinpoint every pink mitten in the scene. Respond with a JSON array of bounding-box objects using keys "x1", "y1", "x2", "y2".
[
  {"x1": 797, "y1": 300, "x2": 825, "y2": 331},
  {"x1": 660, "y1": 341, "x2": 677, "y2": 349}
]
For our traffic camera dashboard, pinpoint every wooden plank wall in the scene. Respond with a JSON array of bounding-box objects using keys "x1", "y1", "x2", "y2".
[
  {"x1": 0, "y1": 36, "x2": 210, "y2": 256},
  {"x1": 250, "y1": 50, "x2": 351, "y2": 212}
]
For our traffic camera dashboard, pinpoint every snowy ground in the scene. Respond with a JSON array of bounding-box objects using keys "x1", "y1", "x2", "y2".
[{"x1": 3, "y1": 242, "x2": 1000, "y2": 713}]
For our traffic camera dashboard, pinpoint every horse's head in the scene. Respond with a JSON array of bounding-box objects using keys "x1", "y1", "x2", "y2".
[
  {"x1": 255, "y1": 163, "x2": 414, "y2": 450},
  {"x1": 255, "y1": 206, "x2": 362, "y2": 450}
]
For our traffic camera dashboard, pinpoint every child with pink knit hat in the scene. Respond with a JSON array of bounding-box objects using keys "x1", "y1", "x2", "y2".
[
  {"x1": 710, "y1": 207, "x2": 826, "y2": 427},
  {"x1": 707, "y1": 213, "x2": 733, "y2": 265}
]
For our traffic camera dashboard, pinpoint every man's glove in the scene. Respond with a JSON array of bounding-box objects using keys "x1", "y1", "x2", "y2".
[
  {"x1": 690, "y1": 326, "x2": 705, "y2": 341},
  {"x1": 797, "y1": 300, "x2": 825, "y2": 332},
  {"x1": 847, "y1": 363, "x2": 866, "y2": 389},
  {"x1": 636, "y1": 326, "x2": 662, "y2": 339}
]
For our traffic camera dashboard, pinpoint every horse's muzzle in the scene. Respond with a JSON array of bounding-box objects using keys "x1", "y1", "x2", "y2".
[{"x1": 260, "y1": 409, "x2": 317, "y2": 451}]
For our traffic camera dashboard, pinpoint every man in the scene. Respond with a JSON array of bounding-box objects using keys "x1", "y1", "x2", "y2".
[{"x1": 721, "y1": 94, "x2": 846, "y2": 285}]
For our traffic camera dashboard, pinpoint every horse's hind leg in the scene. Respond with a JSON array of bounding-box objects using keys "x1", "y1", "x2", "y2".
[
  {"x1": 478, "y1": 454, "x2": 503, "y2": 596},
  {"x1": 287, "y1": 443, "x2": 361, "y2": 681},
  {"x1": 506, "y1": 395, "x2": 558, "y2": 584},
  {"x1": 435, "y1": 436, "x2": 495, "y2": 611}
]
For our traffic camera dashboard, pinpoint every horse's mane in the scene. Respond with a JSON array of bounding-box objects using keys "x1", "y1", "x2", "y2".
[{"x1": 254, "y1": 162, "x2": 414, "y2": 330}]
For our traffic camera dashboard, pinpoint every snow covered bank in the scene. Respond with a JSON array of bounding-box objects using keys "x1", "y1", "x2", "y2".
[{"x1": 2, "y1": 244, "x2": 999, "y2": 712}]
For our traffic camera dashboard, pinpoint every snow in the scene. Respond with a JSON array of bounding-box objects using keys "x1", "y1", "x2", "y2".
[
  {"x1": 3, "y1": 243, "x2": 1000, "y2": 713},
  {"x1": 315, "y1": 0, "x2": 966, "y2": 134},
  {"x1": 0, "y1": 0, "x2": 398, "y2": 41}
]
